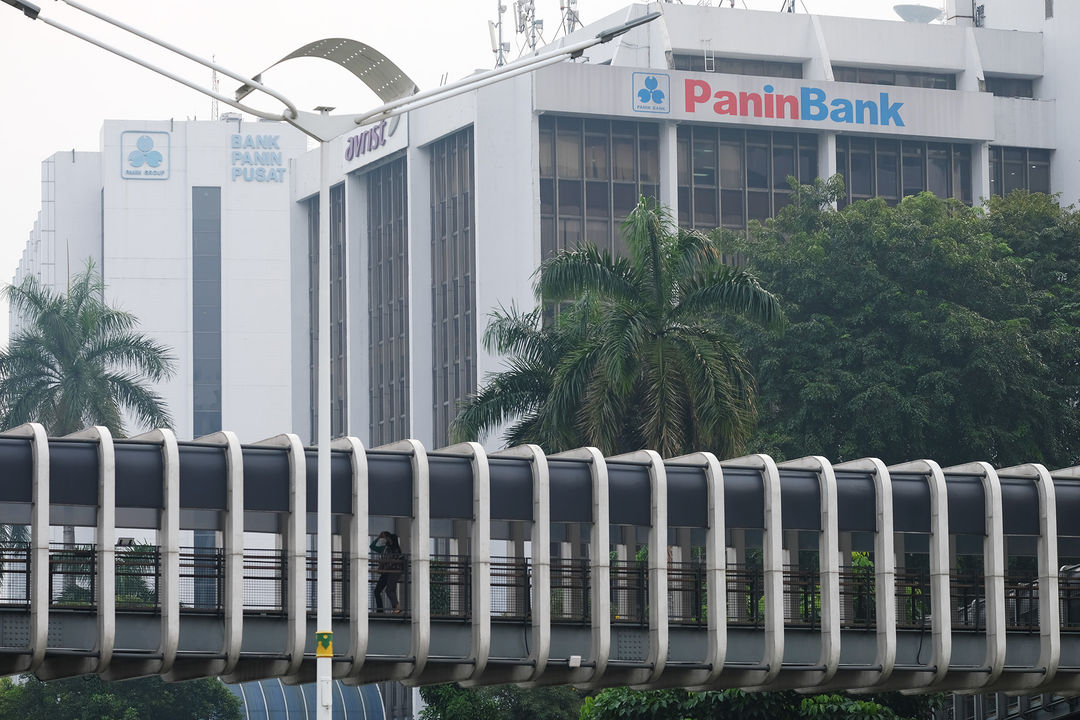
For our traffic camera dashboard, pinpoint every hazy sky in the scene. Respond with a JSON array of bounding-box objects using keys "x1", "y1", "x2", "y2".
[{"x1": 0, "y1": 0, "x2": 902, "y2": 339}]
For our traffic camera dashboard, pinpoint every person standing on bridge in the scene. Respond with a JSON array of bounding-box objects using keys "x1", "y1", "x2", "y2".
[{"x1": 371, "y1": 531, "x2": 404, "y2": 614}]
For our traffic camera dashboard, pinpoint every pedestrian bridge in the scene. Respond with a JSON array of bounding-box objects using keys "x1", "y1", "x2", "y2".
[{"x1": 1, "y1": 422, "x2": 1079, "y2": 695}]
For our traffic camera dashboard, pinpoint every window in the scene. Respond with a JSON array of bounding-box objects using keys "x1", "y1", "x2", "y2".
[
  {"x1": 431, "y1": 128, "x2": 476, "y2": 447},
  {"x1": 989, "y1": 146, "x2": 1051, "y2": 197},
  {"x1": 192, "y1": 187, "x2": 221, "y2": 438},
  {"x1": 678, "y1": 126, "x2": 818, "y2": 229},
  {"x1": 308, "y1": 183, "x2": 348, "y2": 441},
  {"x1": 835, "y1": 137, "x2": 971, "y2": 207},
  {"x1": 984, "y1": 76, "x2": 1034, "y2": 98},
  {"x1": 671, "y1": 54, "x2": 803, "y2": 79},
  {"x1": 368, "y1": 156, "x2": 409, "y2": 446},
  {"x1": 539, "y1": 116, "x2": 660, "y2": 259},
  {"x1": 833, "y1": 65, "x2": 956, "y2": 90}
]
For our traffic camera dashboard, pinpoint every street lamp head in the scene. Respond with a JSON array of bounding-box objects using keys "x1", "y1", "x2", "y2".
[{"x1": 2, "y1": 0, "x2": 40, "y2": 19}]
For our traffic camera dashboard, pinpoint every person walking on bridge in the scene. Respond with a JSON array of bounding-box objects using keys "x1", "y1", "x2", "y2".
[{"x1": 371, "y1": 531, "x2": 404, "y2": 614}]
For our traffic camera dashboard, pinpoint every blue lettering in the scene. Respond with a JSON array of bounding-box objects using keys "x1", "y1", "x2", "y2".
[
  {"x1": 801, "y1": 87, "x2": 828, "y2": 121},
  {"x1": 232, "y1": 168, "x2": 243, "y2": 180},
  {"x1": 230, "y1": 135, "x2": 242, "y2": 149},
  {"x1": 855, "y1": 99, "x2": 878, "y2": 125},
  {"x1": 830, "y1": 98, "x2": 854, "y2": 123},
  {"x1": 879, "y1": 93, "x2": 905, "y2": 127},
  {"x1": 231, "y1": 151, "x2": 242, "y2": 164}
]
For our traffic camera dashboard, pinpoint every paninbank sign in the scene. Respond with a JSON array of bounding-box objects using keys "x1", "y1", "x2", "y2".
[
  {"x1": 684, "y1": 79, "x2": 905, "y2": 127},
  {"x1": 535, "y1": 64, "x2": 995, "y2": 141}
]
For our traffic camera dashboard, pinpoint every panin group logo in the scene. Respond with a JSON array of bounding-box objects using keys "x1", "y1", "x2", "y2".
[
  {"x1": 121, "y1": 131, "x2": 170, "y2": 180},
  {"x1": 632, "y1": 72, "x2": 670, "y2": 114}
]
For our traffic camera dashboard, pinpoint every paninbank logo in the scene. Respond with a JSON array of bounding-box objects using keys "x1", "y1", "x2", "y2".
[
  {"x1": 685, "y1": 79, "x2": 905, "y2": 127},
  {"x1": 121, "y1": 131, "x2": 170, "y2": 179},
  {"x1": 632, "y1": 72, "x2": 670, "y2": 114}
]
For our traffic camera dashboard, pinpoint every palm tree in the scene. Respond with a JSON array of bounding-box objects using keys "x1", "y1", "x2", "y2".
[
  {"x1": 0, "y1": 262, "x2": 176, "y2": 436},
  {"x1": 452, "y1": 197, "x2": 783, "y2": 458}
]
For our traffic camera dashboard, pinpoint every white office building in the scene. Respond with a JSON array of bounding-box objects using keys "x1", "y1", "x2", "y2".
[{"x1": 13, "y1": 0, "x2": 1080, "y2": 453}]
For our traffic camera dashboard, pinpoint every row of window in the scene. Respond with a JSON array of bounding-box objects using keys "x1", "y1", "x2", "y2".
[
  {"x1": 539, "y1": 115, "x2": 660, "y2": 259},
  {"x1": 989, "y1": 146, "x2": 1050, "y2": 197},
  {"x1": 677, "y1": 127, "x2": 818, "y2": 229},
  {"x1": 670, "y1": 55, "x2": 1037, "y2": 99},
  {"x1": 835, "y1": 136, "x2": 972, "y2": 207}
]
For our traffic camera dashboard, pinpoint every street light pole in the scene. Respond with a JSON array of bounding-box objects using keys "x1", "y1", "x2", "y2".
[{"x1": 1, "y1": 3, "x2": 659, "y2": 717}]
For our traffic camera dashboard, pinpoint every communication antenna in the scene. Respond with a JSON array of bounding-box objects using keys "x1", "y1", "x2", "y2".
[
  {"x1": 488, "y1": 1, "x2": 510, "y2": 67},
  {"x1": 559, "y1": 0, "x2": 582, "y2": 36},
  {"x1": 210, "y1": 54, "x2": 219, "y2": 120},
  {"x1": 513, "y1": 0, "x2": 544, "y2": 55}
]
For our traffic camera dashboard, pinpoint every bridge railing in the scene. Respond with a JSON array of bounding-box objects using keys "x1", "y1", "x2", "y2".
[
  {"x1": 306, "y1": 551, "x2": 347, "y2": 617},
  {"x1": 180, "y1": 546, "x2": 224, "y2": 612},
  {"x1": 0, "y1": 542, "x2": 30, "y2": 608},
  {"x1": 491, "y1": 556, "x2": 530, "y2": 620},
  {"x1": 115, "y1": 544, "x2": 159, "y2": 611},
  {"x1": 431, "y1": 554, "x2": 471, "y2": 619},
  {"x1": 784, "y1": 566, "x2": 820, "y2": 628},
  {"x1": 895, "y1": 570, "x2": 932, "y2": 629},
  {"x1": 726, "y1": 563, "x2": 765, "y2": 627},
  {"x1": 49, "y1": 543, "x2": 96, "y2": 609},
  {"x1": 839, "y1": 567, "x2": 875, "y2": 628},
  {"x1": 952, "y1": 572, "x2": 987, "y2": 630},
  {"x1": 668, "y1": 561, "x2": 706, "y2": 625},
  {"x1": 243, "y1": 548, "x2": 286, "y2": 614},
  {"x1": 610, "y1": 559, "x2": 647, "y2": 625},
  {"x1": 551, "y1": 557, "x2": 589, "y2": 623},
  {"x1": 1004, "y1": 574, "x2": 1040, "y2": 631}
]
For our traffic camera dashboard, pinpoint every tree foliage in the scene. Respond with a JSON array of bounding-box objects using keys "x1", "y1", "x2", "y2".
[
  {"x1": 0, "y1": 262, "x2": 176, "y2": 436},
  {"x1": 452, "y1": 197, "x2": 782, "y2": 457},
  {"x1": 0, "y1": 674, "x2": 241, "y2": 720},
  {"x1": 578, "y1": 687, "x2": 941, "y2": 720},
  {"x1": 720, "y1": 180, "x2": 1080, "y2": 467},
  {"x1": 419, "y1": 682, "x2": 584, "y2": 720}
]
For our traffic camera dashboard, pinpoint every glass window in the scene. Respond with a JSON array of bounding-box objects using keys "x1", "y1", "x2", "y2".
[
  {"x1": 612, "y1": 136, "x2": 636, "y2": 182},
  {"x1": 584, "y1": 134, "x2": 609, "y2": 180},
  {"x1": 1029, "y1": 151, "x2": 1051, "y2": 194},
  {"x1": 556, "y1": 127, "x2": 582, "y2": 178},
  {"x1": 927, "y1": 145, "x2": 950, "y2": 198},
  {"x1": 1003, "y1": 148, "x2": 1026, "y2": 194},
  {"x1": 773, "y1": 140, "x2": 796, "y2": 190},
  {"x1": 694, "y1": 187, "x2": 718, "y2": 228},
  {"x1": 876, "y1": 141, "x2": 899, "y2": 200},
  {"x1": 721, "y1": 189, "x2": 745, "y2": 228},
  {"x1": 849, "y1": 140, "x2": 873, "y2": 197},
  {"x1": 693, "y1": 137, "x2": 717, "y2": 186},
  {"x1": 747, "y1": 191, "x2": 771, "y2": 223},
  {"x1": 718, "y1": 141, "x2": 743, "y2": 188},
  {"x1": 747, "y1": 145, "x2": 769, "y2": 189},
  {"x1": 539, "y1": 125, "x2": 555, "y2": 177},
  {"x1": 639, "y1": 137, "x2": 659, "y2": 184},
  {"x1": 902, "y1": 144, "x2": 925, "y2": 197},
  {"x1": 558, "y1": 180, "x2": 583, "y2": 215}
]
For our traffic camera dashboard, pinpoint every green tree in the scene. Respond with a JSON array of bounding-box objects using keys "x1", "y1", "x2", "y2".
[
  {"x1": 452, "y1": 197, "x2": 783, "y2": 457},
  {"x1": 0, "y1": 262, "x2": 176, "y2": 436},
  {"x1": 579, "y1": 687, "x2": 941, "y2": 720},
  {"x1": 420, "y1": 683, "x2": 584, "y2": 720},
  {"x1": 1, "y1": 674, "x2": 241, "y2": 720},
  {"x1": 719, "y1": 180, "x2": 1080, "y2": 467}
]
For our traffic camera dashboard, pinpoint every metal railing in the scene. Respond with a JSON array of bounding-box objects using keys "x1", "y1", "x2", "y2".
[
  {"x1": 952, "y1": 573, "x2": 986, "y2": 630},
  {"x1": 1004, "y1": 574, "x2": 1039, "y2": 631},
  {"x1": 430, "y1": 555, "x2": 471, "y2": 619},
  {"x1": 839, "y1": 567, "x2": 876, "y2": 629},
  {"x1": 726, "y1": 563, "x2": 764, "y2": 627},
  {"x1": 1062, "y1": 572, "x2": 1080, "y2": 630},
  {"x1": 610, "y1": 560, "x2": 647, "y2": 625},
  {"x1": 668, "y1": 561, "x2": 706, "y2": 625},
  {"x1": 0, "y1": 542, "x2": 30, "y2": 608},
  {"x1": 115, "y1": 545, "x2": 159, "y2": 611},
  {"x1": 783, "y1": 566, "x2": 820, "y2": 628},
  {"x1": 491, "y1": 556, "x2": 530, "y2": 620},
  {"x1": 551, "y1": 557, "x2": 590, "y2": 623},
  {"x1": 895, "y1": 570, "x2": 931, "y2": 629},
  {"x1": 179, "y1": 546, "x2": 224, "y2": 612},
  {"x1": 306, "y1": 551, "x2": 347, "y2": 617},
  {"x1": 368, "y1": 553, "x2": 409, "y2": 616},
  {"x1": 50, "y1": 543, "x2": 96, "y2": 609},
  {"x1": 243, "y1": 548, "x2": 286, "y2": 614}
]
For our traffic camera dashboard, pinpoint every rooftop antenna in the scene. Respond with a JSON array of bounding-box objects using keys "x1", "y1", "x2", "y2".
[
  {"x1": 513, "y1": 0, "x2": 544, "y2": 55},
  {"x1": 210, "y1": 54, "x2": 219, "y2": 120},
  {"x1": 488, "y1": 2, "x2": 511, "y2": 67},
  {"x1": 559, "y1": 0, "x2": 582, "y2": 36}
]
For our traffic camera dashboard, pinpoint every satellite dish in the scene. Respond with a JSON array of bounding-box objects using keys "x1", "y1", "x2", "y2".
[{"x1": 894, "y1": 4, "x2": 942, "y2": 22}]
